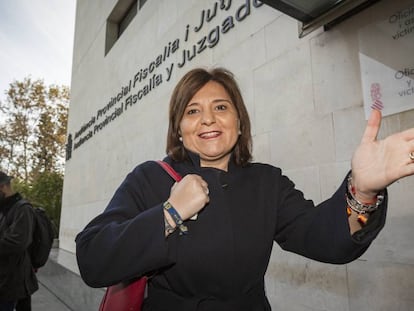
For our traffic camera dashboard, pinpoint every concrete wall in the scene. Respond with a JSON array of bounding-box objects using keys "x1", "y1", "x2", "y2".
[{"x1": 59, "y1": 0, "x2": 414, "y2": 309}]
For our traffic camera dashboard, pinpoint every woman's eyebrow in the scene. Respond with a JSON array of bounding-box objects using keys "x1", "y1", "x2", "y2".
[
  {"x1": 186, "y1": 102, "x2": 199, "y2": 107},
  {"x1": 211, "y1": 98, "x2": 232, "y2": 104},
  {"x1": 186, "y1": 98, "x2": 231, "y2": 106}
]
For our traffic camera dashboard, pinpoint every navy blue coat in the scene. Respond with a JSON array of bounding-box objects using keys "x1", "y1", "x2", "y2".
[{"x1": 76, "y1": 152, "x2": 387, "y2": 310}]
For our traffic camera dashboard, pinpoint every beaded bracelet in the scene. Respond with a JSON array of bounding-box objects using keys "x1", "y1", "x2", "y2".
[
  {"x1": 163, "y1": 201, "x2": 188, "y2": 235},
  {"x1": 346, "y1": 175, "x2": 385, "y2": 225}
]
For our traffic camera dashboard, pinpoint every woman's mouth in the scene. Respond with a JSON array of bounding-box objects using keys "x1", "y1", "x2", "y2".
[{"x1": 199, "y1": 131, "x2": 221, "y2": 139}]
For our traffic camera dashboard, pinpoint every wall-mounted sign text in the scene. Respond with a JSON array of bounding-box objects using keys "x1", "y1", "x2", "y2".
[
  {"x1": 359, "y1": 5, "x2": 414, "y2": 119},
  {"x1": 66, "y1": 0, "x2": 263, "y2": 159}
]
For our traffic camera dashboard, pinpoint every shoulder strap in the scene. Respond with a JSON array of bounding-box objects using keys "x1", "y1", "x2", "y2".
[
  {"x1": 156, "y1": 160, "x2": 182, "y2": 182},
  {"x1": 14, "y1": 199, "x2": 30, "y2": 208}
]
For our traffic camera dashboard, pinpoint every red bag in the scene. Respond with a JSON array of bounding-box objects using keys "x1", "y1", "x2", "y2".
[
  {"x1": 156, "y1": 160, "x2": 183, "y2": 182},
  {"x1": 98, "y1": 161, "x2": 182, "y2": 311},
  {"x1": 99, "y1": 277, "x2": 147, "y2": 311}
]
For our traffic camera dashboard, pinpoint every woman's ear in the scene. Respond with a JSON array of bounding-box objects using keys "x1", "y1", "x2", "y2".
[{"x1": 178, "y1": 129, "x2": 183, "y2": 141}]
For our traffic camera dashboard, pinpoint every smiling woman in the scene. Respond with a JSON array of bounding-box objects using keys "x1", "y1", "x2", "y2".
[
  {"x1": 178, "y1": 81, "x2": 240, "y2": 170},
  {"x1": 75, "y1": 67, "x2": 414, "y2": 311},
  {"x1": 166, "y1": 68, "x2": 252, "y2": 168}
]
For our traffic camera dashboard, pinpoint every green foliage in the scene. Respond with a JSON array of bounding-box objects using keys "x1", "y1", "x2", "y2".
[
  {"x1": 0, "y1": 77, "x2": 69, "y2": 178},
  {"x1": 11, "y1": 173, "x2": 62, "y2": 237},
  {"x1": 0, "y1": 77, "x2": 69, "y2": 236},
  {"x1": 11, "y1": 178, "x2": 32, "y2": 198}
]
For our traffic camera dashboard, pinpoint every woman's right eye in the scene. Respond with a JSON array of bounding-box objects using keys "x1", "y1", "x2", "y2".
[{"x1": 186, "y1": 108, "x2": 199, "y2": 115}]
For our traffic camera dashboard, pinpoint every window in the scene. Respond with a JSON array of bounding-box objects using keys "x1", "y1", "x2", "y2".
[
  {"x1": 261, "y1": 0, "x2": 381, "y2": 37},
  {"x1": 119, "y1": 1, "x2": 137, "y2": 37},
  {"x1": 105, "y1": 0, "x2": 148, "y2": 55},
  {"x1": 139, "y1": 0, "x2": 147, "y2": 9}
]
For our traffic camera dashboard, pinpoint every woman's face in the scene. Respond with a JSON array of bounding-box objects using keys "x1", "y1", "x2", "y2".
[{"x1": 179, "y1": 81, "x2": 239, "y2": 170}]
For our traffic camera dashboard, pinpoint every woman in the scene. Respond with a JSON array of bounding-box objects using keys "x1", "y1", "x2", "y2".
[{"x1": 76, "y1": 67, "x2": 414, "y2": 310}]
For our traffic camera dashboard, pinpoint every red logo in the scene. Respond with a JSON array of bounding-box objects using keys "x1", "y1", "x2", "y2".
[{"x1": 370, "y1": 83, "x2": 384, "y2": 110}]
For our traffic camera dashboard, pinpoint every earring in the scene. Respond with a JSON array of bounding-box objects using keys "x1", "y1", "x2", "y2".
[{"x1": 179, "y1": 136, "x2": 183, "y2": 142}]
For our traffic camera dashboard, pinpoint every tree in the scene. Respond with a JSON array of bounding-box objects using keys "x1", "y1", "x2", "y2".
[
  {"x1": 0, "y1": 77, "x2": 69, "y2": 178},
  {"x1": 0, "y1": 77, "x2": 69, "y2": 234}
]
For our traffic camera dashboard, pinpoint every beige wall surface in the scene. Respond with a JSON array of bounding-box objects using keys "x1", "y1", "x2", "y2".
[{"x1": 62, "y1": 0, "x2": 414, "y2": 309}]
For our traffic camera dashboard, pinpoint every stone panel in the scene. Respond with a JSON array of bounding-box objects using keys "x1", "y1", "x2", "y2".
[
  {"x1": 253, "y1": 41, "x2": 315, "y2": 135},
  {"x1": 310, "y1": 29, "x2": 362, "y2": 115},
  {"x1": 269, "y1": 114, "x2": 335, "y2": 170},
  {"x1": 266, "y1": 247, "x2": 349, "y2": 311},
  {"x1": 283, "y1": 166, "x2": 322, "y2": 204},
  {"x1": 348, "y1": 259, "x2": 414, "y2": 311}
]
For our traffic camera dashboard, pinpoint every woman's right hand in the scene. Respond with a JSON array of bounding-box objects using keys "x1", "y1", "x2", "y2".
[{"x1": 167, "y1": 174, "x2": 209, "y2": 221}]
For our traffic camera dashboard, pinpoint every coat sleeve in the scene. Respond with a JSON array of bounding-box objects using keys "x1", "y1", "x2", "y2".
[
  {"x1": 0, "y1": 203, "x2": 34, "y2": 257},
  {"x1": 273, "y1": 171, "x2": 387, "y2": 264},
  {"x1": 75, "y1": 162, "x2": 177, "y2": 288}
]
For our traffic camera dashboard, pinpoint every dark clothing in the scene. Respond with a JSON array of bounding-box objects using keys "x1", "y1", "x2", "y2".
[
  {"x1": 15, "y1": 296, "x2": 31, "y2": 311},
  {"x1": 0, "y1": 193, "x2": 38, "y2": 302},
  {"x1": 76, "y1": 152, "x2": 387, "y2": 311},
  {"x1": 0, "y1": 301, "x2": 15, "y2": 311}
]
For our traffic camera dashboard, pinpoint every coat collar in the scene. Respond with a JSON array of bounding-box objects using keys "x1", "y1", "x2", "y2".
[
  {"x1": 184, "y1": 149, "x2": 237, "y2": 173},
  {"x1": 0, "y1": 192, "x2": 22, "y2": 211}
]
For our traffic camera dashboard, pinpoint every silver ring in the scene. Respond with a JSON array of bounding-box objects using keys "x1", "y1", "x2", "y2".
[{"x1": 410, "y1": 152, "x2": 414, "y2": 161}]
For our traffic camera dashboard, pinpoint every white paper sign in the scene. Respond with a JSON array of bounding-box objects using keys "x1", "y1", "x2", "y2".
[{"x1": 359, "y1": 6, "x2": 414, "y2": 119}]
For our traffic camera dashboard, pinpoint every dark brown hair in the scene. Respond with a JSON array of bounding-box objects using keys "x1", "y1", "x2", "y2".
[{"x1": 166, "y1": 67, "x2": 252, "y2": 166}]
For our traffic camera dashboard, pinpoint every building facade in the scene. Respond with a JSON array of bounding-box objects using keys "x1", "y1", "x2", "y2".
[{"x1": 52, "y1": 0, "x2": 414, "y2": 310}]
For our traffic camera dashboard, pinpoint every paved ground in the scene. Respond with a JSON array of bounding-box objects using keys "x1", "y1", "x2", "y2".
[{"x1": 31, "y1": 281, "x2": 72, "y2": 311}]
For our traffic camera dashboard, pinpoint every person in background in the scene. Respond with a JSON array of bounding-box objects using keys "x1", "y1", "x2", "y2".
[
  {"x1": 76, "y1": 67, "x2": 414, "y2": 310},
  {"x1": 0, "y1": 172, "x2": 38, "y2": 311}
]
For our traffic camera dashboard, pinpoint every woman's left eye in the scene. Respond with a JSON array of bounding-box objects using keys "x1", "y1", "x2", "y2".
[{"x1": 215, "y1": 104, "x2": 227, "y2": 111}]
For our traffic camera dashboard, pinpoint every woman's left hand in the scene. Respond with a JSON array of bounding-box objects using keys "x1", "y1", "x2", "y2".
[{"x1": 351, "y1": 109, "x2": 414, "y2": 200}]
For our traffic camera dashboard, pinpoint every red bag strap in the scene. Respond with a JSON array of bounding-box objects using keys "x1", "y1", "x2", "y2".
[{"x1": 156, "y1": 160, "x2": 182, "y2": 182}]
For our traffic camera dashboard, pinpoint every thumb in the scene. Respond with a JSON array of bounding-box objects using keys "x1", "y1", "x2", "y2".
[{"x1": 361, "y1": 109, "x2": 382, "y2": 144}]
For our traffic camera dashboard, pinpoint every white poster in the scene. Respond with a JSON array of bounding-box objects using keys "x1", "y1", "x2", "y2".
[{"x1": 359, "y1": 5, "x2": 414, "y2": 119}]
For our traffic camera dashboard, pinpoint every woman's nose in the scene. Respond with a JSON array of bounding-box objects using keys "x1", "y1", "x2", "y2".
[{"x1": 201, "y1": 109, "x2": 215, "y2": 125}]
